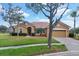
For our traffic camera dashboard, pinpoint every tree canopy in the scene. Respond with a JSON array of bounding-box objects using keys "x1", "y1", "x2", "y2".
[{"x1": 1, "y1": 4, "x2": 25, "y2": 33}]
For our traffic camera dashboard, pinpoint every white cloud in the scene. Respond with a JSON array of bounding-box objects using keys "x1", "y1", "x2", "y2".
[
  {"x1": 61, "y1": 15, "x2": 79, "y2": 28},
  {"x1": 37, "y1": 19, "x2": 49, "y2": 22},
  {"x1": 32, "y1": 18, "x2": 49, "y2": 22},
  {"x1": 61, "y1": 15, "x2": 73, "y2": 28},
  {"x1": 0, "y1": 4, "x2": 4, "y2": 13},
  {"x1": 18, "y1": 10, "x2": 30, "y2": 18},
  {"x1": 23, "y1": 12, "x2": 30, "y2": 17},
  {"x1": 56, "y1": 8, "x2": 71, "y2": 17},
  {"x1": 55, "y1": 8, "x2": 79, "y2": 28},
  {"x1": 66, "y1": 15, "x2": 73, "y2": 20},
  {"x1": 32, "y1": 17, "x2": 49, "y2": 22},
  {"x1": 62, "y1": 19, "x2": 74, "y2": 28},
  {"x1": 0, "y1": 4, "x2": 2, "y2": 8},
  {"x1": 0, "y1": 20, "x2": 9, "y2": 27}
]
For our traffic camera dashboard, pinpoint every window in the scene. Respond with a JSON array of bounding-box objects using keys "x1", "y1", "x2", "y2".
[{"x1": 35, "y1": 28, "x2": 45, "y2": 34}]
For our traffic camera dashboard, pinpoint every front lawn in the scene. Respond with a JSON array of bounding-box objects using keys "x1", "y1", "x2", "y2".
[
  {"x1": 0, "y1": 33, "x2": 59, "y2": 47},
  {"x1": 0, "y1": 45, "x2": 67, "y2": 56}
]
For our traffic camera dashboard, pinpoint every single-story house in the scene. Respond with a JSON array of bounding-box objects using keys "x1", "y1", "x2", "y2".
[{"x1": 13, "y1": 21, "x2": 70, "y2": 37}]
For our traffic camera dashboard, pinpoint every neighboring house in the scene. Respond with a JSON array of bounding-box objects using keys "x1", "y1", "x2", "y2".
[{"x1": 13, "y1": 21, "x2": 70, "y2": 37}]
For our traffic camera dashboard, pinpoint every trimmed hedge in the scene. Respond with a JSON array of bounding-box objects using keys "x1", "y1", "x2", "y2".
[
  {"x1": 10, "y1": 33, "x2": 36, "y2": 36},
  {"x1": 10, "y1": 33, "x2": 27, "y2": 36}
]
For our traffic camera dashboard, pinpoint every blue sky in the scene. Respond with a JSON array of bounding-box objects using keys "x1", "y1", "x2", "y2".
[{"x1": 0, "y1": 3, "x2": 79, "y2": 28}]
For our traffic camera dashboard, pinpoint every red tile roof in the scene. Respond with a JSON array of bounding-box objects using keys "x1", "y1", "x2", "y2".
[
  {"x1": 32, "y1": 21, "x2": 70, "y2": 29},
  {"x1": 32, "y1": 22, "x2": 49, "y2": 28}
]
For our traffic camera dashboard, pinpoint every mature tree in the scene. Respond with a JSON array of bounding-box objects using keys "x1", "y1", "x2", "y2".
[
  {"x1": 1, "y1": 4, "x2": 24, "y2": 34},
  {"x1": 1, "y1": 4, "x2": 14, "y2": 32},
  {"x1": 12, "y1": 6, "x2": 25, "y2": 35},
  {"x1": 25, "y1": 3, "x2": 68, "y2": 48}
]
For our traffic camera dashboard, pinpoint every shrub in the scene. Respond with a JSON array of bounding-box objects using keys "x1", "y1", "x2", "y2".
[
  {"x1": 19, "y1": 33, "x2": 27, "y2": 36},
  {"x1": 69, "y1": 32, "x2": 74, "y2": 37},
  {"x1": 10, "y1": 33, "x2": 27, "y2": 36},
  {"x1": 31, "y1": 33, "x2": 35, "y2": 36},
  {"x1": 10, "y1": 32, "x2": 17, "y2": 36},
  {"x1": 35, "y1": 28, "x2": 45, "y2": 34}
]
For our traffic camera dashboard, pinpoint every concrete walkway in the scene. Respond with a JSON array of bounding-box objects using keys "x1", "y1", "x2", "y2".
[
  {"x1": 40, "y1": 37, "x2": 79, "y2": 56},
  {"x1": 0, "y1": 43, "x2": 63, "y2": 50}
]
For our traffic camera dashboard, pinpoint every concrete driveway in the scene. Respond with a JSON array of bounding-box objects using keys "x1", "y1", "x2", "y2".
[
  {"x1": 40, "y1": 37, "x2": 79, "y2": 56},
  {"x1": 55, "y1": 37, "x2": 79, "y2": 51}
]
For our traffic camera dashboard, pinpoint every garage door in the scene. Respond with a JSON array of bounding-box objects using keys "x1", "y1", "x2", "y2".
[{"x1": 52, "y1": 30, "x2": 66, "y2": 37}]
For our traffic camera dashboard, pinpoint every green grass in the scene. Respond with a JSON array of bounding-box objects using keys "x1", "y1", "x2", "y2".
[
  {"x1": 75, "y1": 34, "x2": 79, "y2": 40},
  {"x1": 0, "y1": 33, "x2": 59, "y2": 47},
  {"x1": 0, "y1": 45, "x2": 67, "y2": 56}
]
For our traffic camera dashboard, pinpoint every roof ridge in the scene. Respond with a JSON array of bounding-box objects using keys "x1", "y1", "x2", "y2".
[{"x1": 59, "y1": 21, "x2": 70, "y2": 28}]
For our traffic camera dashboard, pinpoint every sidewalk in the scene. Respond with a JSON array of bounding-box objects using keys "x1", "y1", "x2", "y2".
[
  {"x1": 0, "y1": 43, "x2": 63, "y2": 50},
  {"x1": 39, "y1": 51, "x2": 79, "y2": 56}
]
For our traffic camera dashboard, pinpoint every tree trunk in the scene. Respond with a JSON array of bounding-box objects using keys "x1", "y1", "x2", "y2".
[
  {"x1": 12, "y1": 26, "x2": 15, "y2": 33},
  {"x1": 48, "y1": 18, "x2": 52, "y2": 48},
  {"x1": 74, "y1": 17, "x2": 76, "y2": 37},
  {"x1": 9, "y1": 23, "x2": 13, "y2": 40},
  {"x1": 9, "y1": 23, "x2": 13, "y2": 33},
  {"x1": 17, "y1": 21, "x2": 19, "y2": 36}
]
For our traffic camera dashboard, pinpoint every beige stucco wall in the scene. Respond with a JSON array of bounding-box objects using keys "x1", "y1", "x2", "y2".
[
  {"x1": 15, "y1": 24, "x2": 35, "y2": 34},
  {"x1": 15, "y1": 27, "x2": 27, "y2": 33},
  {"x1": 66, "y1": 30, "x2": 69, "y2": 37}
]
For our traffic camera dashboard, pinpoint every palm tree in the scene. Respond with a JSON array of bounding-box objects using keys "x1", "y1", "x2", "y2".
[{"x1": 70, "y1": 11, "x2": 78, "y2": 37}]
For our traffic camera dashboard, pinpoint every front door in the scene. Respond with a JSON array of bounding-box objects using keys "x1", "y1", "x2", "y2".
[{"x1": 27, "y1": 27, "x2": 31, "y2": 35}]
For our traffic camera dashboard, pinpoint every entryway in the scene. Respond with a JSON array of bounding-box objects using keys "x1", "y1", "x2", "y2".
[{"x1": 27, "y1": 27, "x2": 32, "y2": 35}]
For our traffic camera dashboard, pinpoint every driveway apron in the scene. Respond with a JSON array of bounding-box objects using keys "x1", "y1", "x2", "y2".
[{"x1": 55, "y1": 37, "x2": 79, "y2": 51}]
